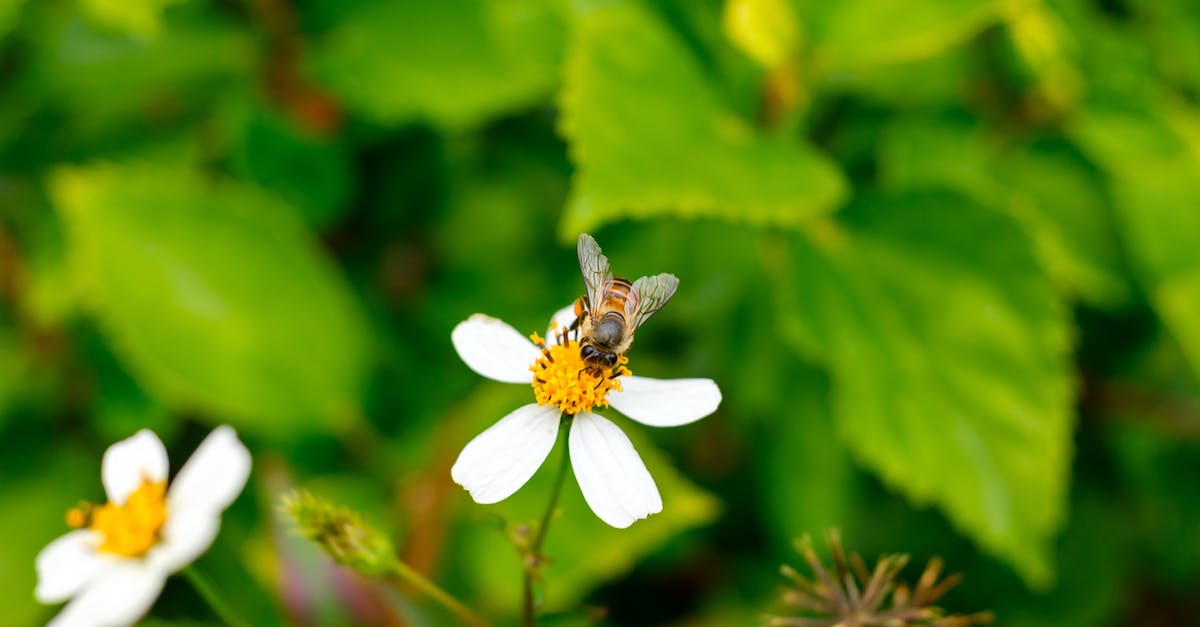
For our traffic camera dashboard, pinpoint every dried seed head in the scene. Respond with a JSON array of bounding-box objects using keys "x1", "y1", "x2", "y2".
[{"x1": 767, "y1": 530, "x2": 994, "y2": 627}]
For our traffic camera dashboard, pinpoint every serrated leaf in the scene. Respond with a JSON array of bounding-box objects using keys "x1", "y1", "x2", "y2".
[
  {"x1": 879, "y1": 114, "x2": 1129, "y2": 305},
  {"x1": 1069, "y1": 101, "x2": 1200, "y2": 376},
  {"x1": 50, "y1": 163, "x2": 372, "y2": 438},
  {"x1": 457, "y1": 423, "x2": 719, "y2": 614},
  {"x1": 799, "y1": 0, "x2": 1003, "y2": 73},
  {"x1": 780, "y1": 192, "x2": 1073, "y2": 587},
  {"x1": 311, "y1": 0, "x2": 565, "y2": 129},
  {"x1": 558, "y1": 2, "x2": 846, "y2": 238}
]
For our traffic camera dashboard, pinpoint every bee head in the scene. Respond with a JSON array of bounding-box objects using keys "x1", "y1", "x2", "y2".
[{"x1": 580, "y1": 343, "x2": 618, "y2": 368}]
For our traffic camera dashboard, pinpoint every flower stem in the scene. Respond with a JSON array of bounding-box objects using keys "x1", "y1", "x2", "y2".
[
  {"x1": 385, "y1": 560, "x2": 491, "y2": 627},
  {"x1": 523, "y1": 416, "x2": 573, "y2": 627},
  {"x1": 183, "y1": 566, "x2": 251, "y2": 627}
]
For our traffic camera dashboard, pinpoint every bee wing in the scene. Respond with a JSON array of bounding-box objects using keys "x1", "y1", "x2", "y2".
[
  {"x1": 577, "y1": 233, "x2": 613, "y2": 312},
  {"x1": 627, "y1": 273, "x2": 679, "y2": 330}
]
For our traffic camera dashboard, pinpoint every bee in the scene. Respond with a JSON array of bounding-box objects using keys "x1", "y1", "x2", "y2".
[{"x1": 570, "y1": 233, "x2": 679, "y2": 370}]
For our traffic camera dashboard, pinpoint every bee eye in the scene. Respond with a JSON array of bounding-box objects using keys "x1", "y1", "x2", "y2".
[{"x1": 581, "y1": 345, "x2": 597, "y2": 360}]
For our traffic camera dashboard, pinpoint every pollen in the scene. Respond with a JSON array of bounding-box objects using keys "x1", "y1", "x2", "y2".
[
  {"x1": 68, "y1": 479, "x2": 168, "y2": 557},
  {"x1": 529, "y1": 333, "x2": 630, "y2": 415}
]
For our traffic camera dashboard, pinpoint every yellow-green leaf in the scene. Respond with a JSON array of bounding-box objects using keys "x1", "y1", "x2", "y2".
[
  {"x1": 722, "y1": 0, "x2": 801, "y2": 68},
  {"x1": 879, "y1": 114, "x2": 1129, "y2": 306},
  {"x1": 50, "y1": 163, "x2": 372, "y2": 438},
  {"x1": 1070, "y1": 101, "x2": 1200, "y2": 376},
  {"x1": 312, "y1": 0, "x2": 566, "y2": 129},
  {"x1": 558, "y1": 2, "x2": 846, "y2": 239},
  {"x1": 801, "y1": 0, "x2": 1003, "y2": 74},
  {"x1": 781, "y1": 192, "x2": 1074, "y2": 587},
  {"x1": 79, "y1": 0, "x2": 183, "y2": 39}
]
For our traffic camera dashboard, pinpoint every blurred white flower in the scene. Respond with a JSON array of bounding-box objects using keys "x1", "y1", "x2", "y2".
[
  {"x1": 36, "y1": 426, "x2": 252, "y2": 627},
  {"x1": 450, "y1": 306, "x2": 721, "y2": 528}
]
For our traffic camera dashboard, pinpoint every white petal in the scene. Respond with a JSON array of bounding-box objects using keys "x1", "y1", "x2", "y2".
[
  {"x1": 102, "y1": 430, "x2": 169, "y2": 505},
  {"x1": 452, "y1": 314, "x2": 540, "y2": 384},
  {"x1": 546, "y1": 303, "x2": 580, "y2": 346},
  {"x1": 569, "y1": 412, "x2": 662, "y2": 528},
  {"x1": 451, "y1": 403, "x2": 561, "y2": 505},
  {"x1": 167, "y1": 426, "x2": 251, "y2": 516},
  {"x1": 148, "y1": 510, "x2": 221, "y2": 573},
  {"x1": 608, "y1": 376, "x2": 722, "y2": 427},
  {"x1": 35, "y1": 530, "x2": 114, "y2": 603},
  {"x1": 47, "y1": 562, "x2": 167, "y2": 627}
]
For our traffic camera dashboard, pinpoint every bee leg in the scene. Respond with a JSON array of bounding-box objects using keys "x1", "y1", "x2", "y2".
[{"x1": 569, "y1": 296, "x2": 587, "y2": 341}]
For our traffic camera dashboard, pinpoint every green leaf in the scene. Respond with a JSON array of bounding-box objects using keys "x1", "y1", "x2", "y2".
[
  {"x1": 457, "y1": 421, "x2": 719, "y2": 614},
  {"x1": 230, "y1": 105, "x2": 354, "y2": 229},
  {"x1": 558, "y1": 2, "x2": 846, "y2": 238},
  {"x1": 780, "y1": 191, "x2": 1074, "y2": 587},
  {"x1": 0, "y1": 440, "x2": 93, "y2": 626},
  {"x1": 759, "y1": 363, "x2": 860, "y2": 552},
  {"x1": 50, "y1": 163, "x2": 372, "y2": 438},
  {"x1": 1069, "y1": 101, "x2": 1200, "y2": 376},
  {"x1": 0, "y1": 0, "x2": 27, "y2": 43},
  {"x1": 1107, "y1": 422, "x2": 1200, "y2": 585},
  {"x1": 973, "y1": 489, "x2": 1128, "y2": 627},
  {"x1": 798, "y1": 0, "x2": 1003, "y2": 74},
  {"x1": 311, "y1": 0, "x2": 566, "y2": 129},
  {"x1": 0, "y1": 325, "x2": 26, "y2": 429},
  {"x1": 879, "y1": 114, "x2": 1129, "y2": 305},
  {"x1": 26, "y1": 5, "x2": 255, "y2": 133},
  {"x1": 78, "y1": 0, "x2": 183, "y2": 38}
]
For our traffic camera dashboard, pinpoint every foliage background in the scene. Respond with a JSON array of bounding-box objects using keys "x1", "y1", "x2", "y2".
[{"x1": 1, "y1": 0, "x2": 1198, "y2": 624}]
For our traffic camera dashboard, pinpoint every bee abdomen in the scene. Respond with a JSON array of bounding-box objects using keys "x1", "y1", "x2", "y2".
[{"x1": 601, "y1": 277, "x2": 634, "y2": 311}]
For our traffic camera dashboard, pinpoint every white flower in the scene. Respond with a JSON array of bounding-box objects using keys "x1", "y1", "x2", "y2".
[
  {"x1": 450, "y1": 305, "x2": 721, "y2": 528},
  {"x1": 36, "y1": 426, "x2": 252, "y2": 627}
]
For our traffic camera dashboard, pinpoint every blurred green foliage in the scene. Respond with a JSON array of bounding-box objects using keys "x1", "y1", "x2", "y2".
[{"x1": 0, "y1": 0, "x2": 1198, "y2": 625}]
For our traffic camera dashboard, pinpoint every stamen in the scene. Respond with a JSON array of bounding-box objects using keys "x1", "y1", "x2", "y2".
[
  {"x1": 529, "y1": 337, "x2": 630, "y2": 414},
  {"x1": 66, "y1": 479, "x2": 169, "y2": 557}
]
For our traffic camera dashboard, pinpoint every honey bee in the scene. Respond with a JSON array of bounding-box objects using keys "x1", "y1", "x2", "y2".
[{"x1": 570, "y1": 233, "x2": 679, "y2": 369}]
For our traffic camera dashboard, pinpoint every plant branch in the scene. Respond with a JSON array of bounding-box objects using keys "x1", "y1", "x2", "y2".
[
  {"x1": 183, "y1": 566, "x2": 252, "y2": 627},
  {"x1": 523, "y1": 416, "x2": 573, "y2": 627},
  {"x1": 385, "y1": 560, "x2": 491, "y2": 627}
]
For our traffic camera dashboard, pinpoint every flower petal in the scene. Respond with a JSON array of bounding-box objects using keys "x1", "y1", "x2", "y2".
[
  {"x1": 148, "y1": 510, "x2": 221, "y2": 574},
  {"x1": 47, "y1": 561, "x2": 166, "y2": 627},
  {"x1": 452, "y1": 314, "x2": 540, "y2": 384},
  {"x1": 451, "y1": 403, "x2": 561, "y2": 505},
  {"x1": 167, "y1": 426, "x2": 251, "y2": 517},
  {"x1": 546, "y1": 303, "x2": 580, "y2": 346},
  {"x1": 102, "y1": 430, "x2": 169, "y2": 505},
  {"x1": 608, "y1": 376, "x2": 722, "y2": 427},
  {"x1": 569, "y1": 412, "x2": 662, "y2": 528},
  {"x1": 35, "y1": 530, "x2": 114, "y2": 604}
]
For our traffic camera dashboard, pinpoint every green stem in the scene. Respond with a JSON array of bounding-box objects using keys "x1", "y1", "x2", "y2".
[
  {"x1": 385, "y1": 561, "x2": 491, "y2": 627},
  {"x1": 183, "y1": 566, "x2": 251, "y2": 627},
  {"x1": 523, "y1": 416, "x2": 573, "y2": 627}
]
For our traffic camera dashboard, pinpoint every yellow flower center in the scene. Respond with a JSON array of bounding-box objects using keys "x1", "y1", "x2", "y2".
[
  {"x1": 67, "y1": 479, "x2": 168, "y2": 557},
  {"x1": 529, "y1": 331, "x2": 630, "y2": 415}
]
